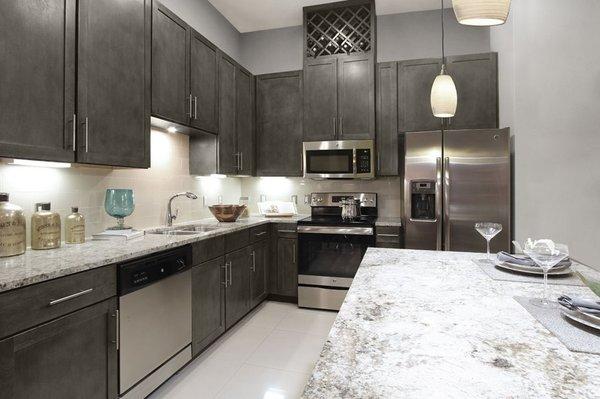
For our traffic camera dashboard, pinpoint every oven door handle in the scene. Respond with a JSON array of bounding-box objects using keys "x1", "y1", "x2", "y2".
[{"x1": 297, "y1": 226, "x2": 373, "y2": 235}]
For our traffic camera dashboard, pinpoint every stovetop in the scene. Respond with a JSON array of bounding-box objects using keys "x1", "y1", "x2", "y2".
[{"x1": 298, "y1": 215, "x2": 377, "y2": 227}]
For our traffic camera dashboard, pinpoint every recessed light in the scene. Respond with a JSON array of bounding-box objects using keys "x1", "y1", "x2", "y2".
[
  {"x1": 167, "y1": 126, "x2": 177, "y2": 133},
  {"x1": 9, "y1": 159, "x2": 71, "y2": 168}
]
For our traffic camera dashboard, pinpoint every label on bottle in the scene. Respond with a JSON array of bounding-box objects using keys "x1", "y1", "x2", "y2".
[
  {"x1": 0, "y1": 218, "x2": 26, "y2": 257},
  {"x1": 66, "y1": 223, "x2": 85, "y2": 244},
  {"x1": 32, "y1": 216, "x2": 61, "y2": 249}
]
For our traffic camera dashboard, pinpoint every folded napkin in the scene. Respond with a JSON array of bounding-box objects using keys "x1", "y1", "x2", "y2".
[
  {"x1": 497, "y1": 251, "x2": 571, "y2": 267},
  {"x1": 558, "y1": 295, "x2": 600, "y2": 315}
]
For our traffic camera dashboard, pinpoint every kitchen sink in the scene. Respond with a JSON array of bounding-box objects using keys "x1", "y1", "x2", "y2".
[{"x1": 146, "y1": 224, "x2": 221, "y2": 236}]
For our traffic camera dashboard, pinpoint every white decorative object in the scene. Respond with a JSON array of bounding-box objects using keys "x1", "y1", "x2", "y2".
[
  {"x1": 257, "y1": 201, "x2": 297, "y2": 217},
  {"x1": 452, "y1": 0, "x2": 511, "y2": 26},
  {"x1": 431, "y1": 69, "x2": 458, "y2": 118}
]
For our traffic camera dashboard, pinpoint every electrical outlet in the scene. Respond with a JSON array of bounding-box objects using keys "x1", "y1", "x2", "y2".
[
  {"x1": 291, "y1": 195, "x2": 298, "y2": 204},
  {"x1": 304, "y1": 194, "x2": 311, "y2": 204}
]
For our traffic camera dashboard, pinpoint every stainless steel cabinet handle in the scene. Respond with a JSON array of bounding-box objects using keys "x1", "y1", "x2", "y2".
[
  {"x1": 194, "y1": 96, "x2": 198, "y2": 119},
  {"x1": 278, "y1": 230, "x2": 296, "y2": 234},
  {"x1": 292, "y1": 243, "x2": 296, "y2": 264},
  {"x1": 339, "y1": 117, "x2": 343, "y2": 137},
  {"x1": 112, "y1": 309, "x2": 120, "y2": 350},
  {"x1": 84, "y1": 117, "x2": 89, "y2": 153},
  {"x1": 240, "y1": 152, "x2": 243, "y2": 171},
  {"x1": 332, "y1": 117, "x2": 336, "y2": 136},
  {"x1": 72, "y1": 114, "x2": 77, "y2": 151},
  {"x1": 48, "y1": 288, "x2": 93, "y2": 306},
  {"x1": 377, "y1": 233, "x2": 400, "y2": 237},
  {"x1": 221, "y1": 263, "x2": 228, "y2": 286},
  {"x1": 251, "y1": 251, "x2": 256, "y2": 272},
  {"x1": 188, "y1": 94, "x2": 193, "y2": 118},
  {"x1": 229, "y1": 261, "x2": 233, "y2": 286},
  {"x1": 255, "y1": 231, "x2": 267, "y2": 237}
]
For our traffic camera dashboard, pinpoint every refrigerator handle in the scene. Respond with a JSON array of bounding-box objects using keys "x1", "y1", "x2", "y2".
[
  {"x1": 436, "y1": 157, "x2": 443, "y2": 250},
  {"x1": 443, "y1": 157, "x2": 451, "y2": 250}
]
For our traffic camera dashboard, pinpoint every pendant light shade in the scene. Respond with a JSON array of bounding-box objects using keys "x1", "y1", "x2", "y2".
[
  {"x1": 431, "y1": 69, "x2": 457, "y2": 118},
  {"x1": 452, "y1": 0, "x2": 511, "y2": 26}
]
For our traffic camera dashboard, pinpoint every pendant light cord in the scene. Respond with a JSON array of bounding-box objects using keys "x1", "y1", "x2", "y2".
[{"x1": 441, "y1": 0, "x2": 445, "y2": 65}]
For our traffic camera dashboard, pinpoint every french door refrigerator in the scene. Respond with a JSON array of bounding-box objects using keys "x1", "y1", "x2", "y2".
[{"x1": 403, "y1": 128, "x2": 510, "y2": 252}]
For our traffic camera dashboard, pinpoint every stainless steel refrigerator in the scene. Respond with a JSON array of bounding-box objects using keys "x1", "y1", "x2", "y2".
[{"x1": 403, "y1": 128, "x2": 511, "y2": 252}]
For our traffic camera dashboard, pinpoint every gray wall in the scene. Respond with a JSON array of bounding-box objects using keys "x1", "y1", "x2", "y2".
[
  {"x1": 240, "y1": 9, "x2": 491, "y2": 74},
  {"x1": 492, "y1": 0, "x2": 600, "y2": 269},
  {"x1": 160, "y1": 0, "x2": 242, "y2": 62}
]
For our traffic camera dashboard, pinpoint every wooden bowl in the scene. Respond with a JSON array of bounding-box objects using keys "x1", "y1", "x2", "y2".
[{"x1": 208, "y1": 205, "x2": 247, "y2": 222}]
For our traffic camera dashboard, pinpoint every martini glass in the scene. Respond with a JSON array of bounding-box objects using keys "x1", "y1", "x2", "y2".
[
  {"x1": 523, "y1": 239, "x2": 569, "y2": 308},
  {"x1": 474, "y1": 222, "x2": 503, "y2": 262}
]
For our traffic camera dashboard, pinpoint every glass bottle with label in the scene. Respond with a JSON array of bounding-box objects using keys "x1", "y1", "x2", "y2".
[
  {"x1": 31, "y1": 202, "x2": 61, "y2": 250},
  {"x1": 0, "y1": 193, "x2": 26, "y2": 257},
  {"x1": 65, "y1": 206, "x2": 85, "y2": 244}
]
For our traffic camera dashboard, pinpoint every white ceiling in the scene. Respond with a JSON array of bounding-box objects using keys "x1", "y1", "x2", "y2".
[{"x1": 208, "y1": 0, "x2": 450, "y2": 33}]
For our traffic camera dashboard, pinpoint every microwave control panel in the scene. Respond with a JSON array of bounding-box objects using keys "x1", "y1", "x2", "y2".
[{"x1": 356, "y1": 149, "x2": 371, "y2": 173}]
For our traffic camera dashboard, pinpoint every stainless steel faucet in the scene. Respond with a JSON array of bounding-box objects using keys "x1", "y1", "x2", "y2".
[{"x1": 166, "y1": 192, "x2": 198, "y2": 226}]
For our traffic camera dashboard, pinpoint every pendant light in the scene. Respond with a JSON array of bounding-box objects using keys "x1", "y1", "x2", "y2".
[
  {"x1": 452, "y1": 0, "x2": 511, "y2": 26},
  {"x1": 431, "y1": 0, "x2": 457, "y2": 118}
]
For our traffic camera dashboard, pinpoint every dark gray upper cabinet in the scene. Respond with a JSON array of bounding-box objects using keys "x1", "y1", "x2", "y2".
[
  {"x1": 192, "y1": 256, "x2": 225, "y2": 357},
  {"x1": 397, "y1": 57, "x2": 443, "y2": 133},
  {"x1": 338, "y1": 54, "x2": 375, "y2": 140},
  {"x1": 77, "y1": 0, "x2": 150, "y2": 168},
  {"x1": 446, "y1": 52, "x2": 498, "y2": 130},
  {"x1": 376, "y1": 62, "x2": 400, "y2": 176},
  {"x1": 235, "y1": 67, "x2": 255, "y2": 176},
  {"x1": 151, "y1": 2, "x2": 189, "y2": 125},
  {"x1": 303, "y1": 57, "x2": 338, "y2": 141},
  {"x1": 0, "y1": 0, "x2": 76, "y2": 162},
  {"x1": 250, "y1": 240, "x2": 268, "y2": 308},
  {"x1": 255, "y1": 71, "x2": 304, "y2": 177},
  {"x1": 217, "y1": 53, "x2": 238, "y2": 175},
  {"x1": 190, "y1": 31, "x2": 219, "y2": 134},
  {"x1": 0, "y1": 298, "x2": 118, "y2": 399},
  {"x1": 225, "y1": 247, "x2": 251, "y2": 329}
]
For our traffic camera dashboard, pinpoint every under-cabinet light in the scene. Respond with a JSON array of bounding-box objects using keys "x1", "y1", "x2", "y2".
[{"x1": 10, "y1": 159, "x2": 71, "y2": 169}]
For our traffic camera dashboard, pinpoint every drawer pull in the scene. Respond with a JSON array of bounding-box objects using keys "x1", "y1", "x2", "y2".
[
  {"x1": 278, "y1": 230, "x2": 296, "y2": 234},
  {"x1": 377, "y1": 233, "x2": 400, "y2": 237},
  {"x1": 48, "y1": 288, "x2": 94, "y2": 306},
  {"x1": 255, "y1": 231, "x2": 267, "y2": 237}
]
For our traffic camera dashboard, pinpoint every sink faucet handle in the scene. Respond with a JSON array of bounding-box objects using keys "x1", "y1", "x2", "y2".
[{"x1": 173, "y1": 208, "x2": 179, "y2": 220}]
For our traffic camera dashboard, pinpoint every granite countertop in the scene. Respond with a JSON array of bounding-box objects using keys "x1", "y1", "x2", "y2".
[
  {"x1": 303, "y1": 248, "x2": 600, "y2": 399},
  {"x1": 0, "y1": 215, "x2": 307, "y2": 293},
  {"x1": 374, "y1": 217, "x2": 402, "y2": 227}
]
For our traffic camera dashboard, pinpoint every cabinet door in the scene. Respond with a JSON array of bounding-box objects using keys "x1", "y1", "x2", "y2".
[
  {"x1": 225, "y1": 247, "x2": 251, "y2": 329},
  {"x1": 218, "y1": 54, "x2": 238, "y2": 175},
  {"x1": 0, "y1": 0, "x2": 76, "y2": 162},
  {"x1": 376, "y1": 62, "x2": 400, "y2": 176},
  {"x1": 192, "y1": 257, "x2": 225, "y2": 356},
  {"x1": 303, "y1": 57, "x2": 338, "y2": 141},
  {"x1": 250, "y1": 240, "x2": 268, "y2": 308},
  {"x1": 338, "y1": 55, "x2": 375, "y2": 140},
  {"x1": 397, "y1": 58, "x2": 443, "y2": 133},
  {"x1": 151, "y1": 2, "x2": 189, "y2": 125},
  {"x1": 446, "y1": 53, "x2": 498, "y2": 130},
  {"x1": 0, "y1": 298, "x2": 118, "y2": 399},
  {"x1": 190, "y1": 31, "x2": 218, "y2": 133},
  {"x1": 256, "y1": 71, "x2": 303, "y2": 177},
  {"x1": 277, "y1": 238, "x2": 298, "y2": 298},
  {"x1": 236, "y1": 67, "x2": 254, "y2": 176},
  {"x1": 77, "y1": 0, "x2": 150, "y2": 167}
]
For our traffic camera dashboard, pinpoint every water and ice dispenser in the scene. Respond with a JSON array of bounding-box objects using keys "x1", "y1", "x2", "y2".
[{"x1": 410, "y1": 181, "x2": 436, "y2": 220}]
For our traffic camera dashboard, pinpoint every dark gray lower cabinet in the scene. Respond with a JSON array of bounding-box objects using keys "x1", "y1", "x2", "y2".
[
  {"x1": 0, "y1": 298, "x2": 118, "y2": 399},
  {"x1": 250, "y1": 240, "x2": 268, "y2": 308},
  {"x1": 277, "y1": 238, "x2": 298, "y2": 298},
  {"x1": 0, "y1": 0, "x2": 76, "y2": 162},
  {"x1": 375, "y1": 226, "x2": 403, "y2": 248},
  {"x1": 77, "y1": 0, "x2": 150, "y2": 168},
  {"x1": 445, "y1": 52, "x2": 498, "y2": 130},
  {"x1": 255, "y1": 71, "x2": 304, "y2": 177},
  {"x1": 225, "y1": 247, "x2": 251, "y2": 329},
  {"x1": 192, "y1": 256, "x2": 225, "y2": 357},
  {"x1": 376, "y1": 62, "x2": 400, "y2": 176}
]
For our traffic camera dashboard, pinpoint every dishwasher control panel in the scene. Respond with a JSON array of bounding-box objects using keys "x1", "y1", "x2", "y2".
[{"x1": 118, "y1": 245, "x2": 192, "y2": 295}]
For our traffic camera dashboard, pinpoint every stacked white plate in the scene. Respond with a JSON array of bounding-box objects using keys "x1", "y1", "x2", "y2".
[
  {"x1": 494, "y1": 257, "x2": 572, "y2": 276},
  {"x1": 559, "y1": 300, "x2": 600, "y2": 332}
]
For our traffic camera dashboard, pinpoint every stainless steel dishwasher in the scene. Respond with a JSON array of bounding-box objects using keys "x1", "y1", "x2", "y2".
[{"x1": 118, "y1": 246, "x2": 192, "y2": 398}]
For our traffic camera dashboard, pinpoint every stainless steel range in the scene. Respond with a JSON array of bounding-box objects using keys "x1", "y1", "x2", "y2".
[{"x1": 297, "y1": 192, "x2": 377, "y2": 311}]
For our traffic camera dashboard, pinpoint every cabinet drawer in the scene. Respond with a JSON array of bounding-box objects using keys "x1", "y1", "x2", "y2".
[
  {"x1": 274, "y1": 223, "x2": 297, "y2": 239},
  {"x1": 192, "y1": 235, "x2": 225, "y2": 265},
  {"x1": 0, "y1": 265, "x2": 116, "y2": 339},
  {"x1": 224, "y1": 229, "x2": 250, "y2": 253},
  {"x1": 249, "y1": 224, "x2": 269, "y2": 243}
]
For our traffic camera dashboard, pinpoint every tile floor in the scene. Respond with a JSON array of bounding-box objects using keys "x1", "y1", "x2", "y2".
[{"x1": 149, "y1": 301, "x2": 337, "y2": 399}]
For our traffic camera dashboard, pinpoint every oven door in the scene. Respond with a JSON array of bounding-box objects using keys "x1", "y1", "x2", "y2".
[{"x1": 298, "y1": 228, "x2": 374, "y2": 285}]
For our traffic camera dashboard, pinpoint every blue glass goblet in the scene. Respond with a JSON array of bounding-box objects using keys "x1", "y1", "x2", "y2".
[{"x1": 105, "y1": 189, "x2": 135, "y2": 230}]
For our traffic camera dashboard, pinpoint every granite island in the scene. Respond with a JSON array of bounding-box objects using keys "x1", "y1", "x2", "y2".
[{"x1": 303, "y1": 248, "x2": 600, "y2": 399}]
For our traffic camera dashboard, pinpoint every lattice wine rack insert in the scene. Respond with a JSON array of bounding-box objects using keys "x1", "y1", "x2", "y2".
[{"x1": 306, "y1": 4, "x2": 372, "y2": 58}]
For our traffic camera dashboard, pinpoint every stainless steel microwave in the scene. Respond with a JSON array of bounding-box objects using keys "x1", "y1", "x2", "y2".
[{"x1": 303, "y1": 140, "x2": 375, "y2": 179}]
